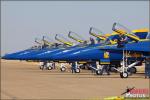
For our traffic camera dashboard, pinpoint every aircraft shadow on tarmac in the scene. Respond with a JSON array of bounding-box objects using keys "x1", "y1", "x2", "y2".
[
  {"x1": 38, "y1": 73, "x2": 145, "y2": 79},
  {"x1": 14, "y1": 66, "x2": 146, "y2": 79}
]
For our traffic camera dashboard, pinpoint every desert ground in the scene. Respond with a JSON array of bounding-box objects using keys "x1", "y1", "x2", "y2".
[{"x1": 1, "y1": 60, "x2": 149, "y2": 99}]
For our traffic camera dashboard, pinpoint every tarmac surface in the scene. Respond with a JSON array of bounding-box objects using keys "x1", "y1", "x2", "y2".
[{"x1": 1, "y1": 60, "x2": 149, "y2": 99}]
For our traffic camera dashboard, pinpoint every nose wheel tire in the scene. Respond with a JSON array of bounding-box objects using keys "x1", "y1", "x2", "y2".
[
  {"x1": 60, "y1": 66, "x2": 66, "y2": 72},
  {"x1": 96, "y1": 70, "x2": 101, "y2": 75},
  {"x1": 47, "y1": 66, "x2": 53, "y2": 70},
  {"x1": 39, "y1": 66, "x2": 43, "y2": 69},
  {"x1": 120, "y1": 72, "x2": 128, "y2": 78},
  {"x1": 40, "y1": 66, "x2": 45, "y2": 70},
  {"x1": 75, "y1": 68, "x2": 80, "y2": 73}
]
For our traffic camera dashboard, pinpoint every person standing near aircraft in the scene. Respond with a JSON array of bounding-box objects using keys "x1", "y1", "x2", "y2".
[
  {"x1": 71, "y1": 62, "x2": 76, "y2": 73},
  {"x1": 145, "y1": 57, "x2": 150, "y2": 78}
]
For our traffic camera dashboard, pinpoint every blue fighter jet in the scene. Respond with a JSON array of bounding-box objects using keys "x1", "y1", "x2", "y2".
[
  {"x1": 50, "y1": 23, "x2": 149, "y2": 76},
  {"x1": 32, "y1": 29, "x2": 108, "y2": 72}
]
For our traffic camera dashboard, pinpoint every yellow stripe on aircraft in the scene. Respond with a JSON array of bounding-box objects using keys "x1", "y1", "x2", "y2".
[
  {"x1": 78, "y1": 61, "x2": 87, "y2": 64},
  {"x1": 68, "y1": 35, "x2": 84, "y2": 43},
  {"x1": 57, "y1": 39, "x2": 73, "y2": 46},
  {"x1": 59, "y1": 61, "x2": 67, "y2": 63},
  {"x1": 43, "y1": 40, "x2": 53, "y2": 46},
  {"x1": 100, "y1": 62, "x2": 110, "y2": 64},
  {"x1": 132, "y1": 28, "x2": 149, "y2": 33},
  {"x1": 124, "y1": 34, "x2": 140, "y2": 41},
  {"x1": 90, "y1": 32, "x2": 106, "y2": 40}
]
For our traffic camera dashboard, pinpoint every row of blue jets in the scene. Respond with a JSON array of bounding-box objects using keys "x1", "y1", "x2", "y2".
[{"x1": 2, "y1": 23, "x2": 150, "y2": 78}]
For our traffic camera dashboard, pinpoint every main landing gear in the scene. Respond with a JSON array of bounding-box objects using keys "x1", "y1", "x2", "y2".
[
  {"x1": 39, "y1": 62, "x2": 55, "y2": 70},
  {"x1": 71, "y1": 62, "x2": 80, "y2": 73},
  {"x1": 60, "y1": 63, "x2": 66, "y2": 72}
]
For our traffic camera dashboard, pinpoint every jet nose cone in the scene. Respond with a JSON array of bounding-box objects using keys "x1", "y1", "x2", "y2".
[
  {"x1": 1, "y1": 55, "x2": 7, "y2": 59},
  {"x1": 1, "y1": 54, "x2": 13, "y2": 60},
  {"x1": 2, "y1": 54, "x2": 10, "y2": 59}
]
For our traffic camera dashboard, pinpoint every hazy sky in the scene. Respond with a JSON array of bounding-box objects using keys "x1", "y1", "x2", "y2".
[{"x1": 1, "y1": 1, "x2": 149, "y2": 55}]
